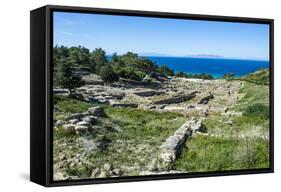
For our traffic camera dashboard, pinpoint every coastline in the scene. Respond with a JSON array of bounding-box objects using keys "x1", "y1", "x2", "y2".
[{"x1": 107, "y1": 55, "x2": 269, "y2": 78}]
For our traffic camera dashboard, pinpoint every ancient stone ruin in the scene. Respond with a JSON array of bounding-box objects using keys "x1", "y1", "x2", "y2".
[
  {"x1": 159, "y1": 118, "x2": 203, "y2": 164},
  {"x1": 58, "y1": 106, "x2": 106, "y2": 134},
  {"x1": 153, "y1": 91, "x2": 199, "y2": 105}
]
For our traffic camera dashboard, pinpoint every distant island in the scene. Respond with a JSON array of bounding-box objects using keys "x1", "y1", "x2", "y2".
[{"x1": 185, "y1": 54, "x2": 224, "y2": 58}]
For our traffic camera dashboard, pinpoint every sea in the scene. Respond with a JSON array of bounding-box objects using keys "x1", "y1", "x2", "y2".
[
  {"x1": 147, "y1": 56, "x2": 269, "y2": 78},
  {"x1": 107, "y1": 55, "x2": 269, "y2": 78}
]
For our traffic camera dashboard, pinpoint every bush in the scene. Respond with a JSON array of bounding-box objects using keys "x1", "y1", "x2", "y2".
[
  {"x1": 55, "y1": 59, "x2": 85, "y2": 93},
  {"x1": 99, "y1": 65, "x2": 119, "y2": 83},
  {"x1": 175, "y1": 72, "x2": 214, "y2": 79},
  {"x1": 186, "y1": 73, "x2": 214, "y2": 80},
  {"x1": 243, "y1": 104, "x2": 269, "y2": 119},
  {"x1": 223, "y1": 73, "x2": 235, "y2": 79},
  {"x1": 118, "y1": 67, "x2": 143, "y2": 81},
  {"x1": 241, "y1": 69, "x2": 269, "y2": 85},
  {"x1": 158, "y1": 65, "x2": 174, "y2": 76},
  {"x1": 175, "y1": 71, "x2": 186, "y2": 77}
]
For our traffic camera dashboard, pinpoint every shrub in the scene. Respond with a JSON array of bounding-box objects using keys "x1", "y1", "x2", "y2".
[
  {"x1": 186, "y1": 73, "x2": 214, "y2": 79},
  {"x1": 118, "y1": 67, "x2": 143, "y2": 81},
  {"x1": 55, "y1": 59, "x2": 85, "y2": 93},
  {"x1": 99, "y1": 65, "x2": 119, "y2": 83},
  {"x1": 223, "y1": 73, "x2": 235, "y2": 79},
  {"x1": 175, "y1": 71, "x2": 186, "y2": 77},
  {"x1": 243, "y1": 104, "x2": 269, "y2": 119},
  {"x1": 241, "y1": 69, "x2": 269, "y2": 85},
  {"x1": 158, "y1": 65, "x2": 174, "y2": 76}
]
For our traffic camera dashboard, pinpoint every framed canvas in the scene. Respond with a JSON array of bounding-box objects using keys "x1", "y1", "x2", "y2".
[{"x1": 30, "y1": 5, "x2": 274, "y2": 187}]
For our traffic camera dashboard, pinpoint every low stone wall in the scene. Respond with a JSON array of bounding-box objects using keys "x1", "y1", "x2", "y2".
[
  {"x1": 134, "y1": 90, "x2": 165, "y2": 97},
  {"x1": 198, "y1": 94, "x2": 214, "y2": 104},
  {"x1": 159, "y1": 119, "x2": 202, "y2": 164},
  {"x1": 153, "y1": 91, "x2": 198, "y2": 105}
]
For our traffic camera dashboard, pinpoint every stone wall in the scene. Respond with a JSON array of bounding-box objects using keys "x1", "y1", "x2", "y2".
[{"x1": 159, "y1": 119, "x2": 202, "y2": 164}]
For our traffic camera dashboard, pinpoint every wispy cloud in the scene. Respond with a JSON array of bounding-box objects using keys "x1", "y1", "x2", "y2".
[
  {"x1": 60, "y1": 31, "x2": 73, "y2": 36},
  {"x1": 63, "y1": 19, "x2": 86, "y2": 26}
]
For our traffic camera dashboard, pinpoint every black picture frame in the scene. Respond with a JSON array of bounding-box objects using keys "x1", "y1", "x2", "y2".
[{"x1": 30, "y1": 4, "x2": 274, "y2": 187}]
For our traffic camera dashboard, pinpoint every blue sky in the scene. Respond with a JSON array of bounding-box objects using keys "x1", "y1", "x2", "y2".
[{"x1": 54, "y1": 12, "x2": 270, "y2": 61}]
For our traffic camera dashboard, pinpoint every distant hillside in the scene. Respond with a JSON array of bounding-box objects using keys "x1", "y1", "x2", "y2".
[{"x1": 240, "y1": 68, "x2": 270, "y2": 85}]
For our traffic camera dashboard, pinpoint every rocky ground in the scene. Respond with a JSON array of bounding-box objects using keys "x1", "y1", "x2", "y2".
[
  {"x1": 75, "y1": 73, "x2": 244, "y2": 116},
  {"x1": 53, "y1": 73, "x2": 269, "y2": 180}
]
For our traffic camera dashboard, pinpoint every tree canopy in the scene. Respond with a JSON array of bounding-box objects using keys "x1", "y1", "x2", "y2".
[
  {"x1": 54, "y1": 58, "x2": 84, "y2": 93},
  {"x1": 53, "y1": 45, "x2": 216, "y2": 85}
]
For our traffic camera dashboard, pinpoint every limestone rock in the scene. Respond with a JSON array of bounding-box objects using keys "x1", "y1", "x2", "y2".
[
  {"x1": 153, "y1": 91, "x2": 198, "y2": 105},
  {"x1": 55, "y1": 120, "x2": 65, "y2": 127},
  {"x1": 111, "y1": 103, "x2": 138, "y2": 108},
  {"x1": 134, "y1": 90, "x2": 164, "y2": 97},
  {"x1": 103, "y1": 163, "x2": 113, "y2": 172},
  {"x1": 87, "y1": 106, "x2": 106, "y2": 117},
  {"x1": 75, "y1": 125, "x2": 88, "y2": 134},
  {"x1": 110, "y1": 92, "x2": 125, "y2": 100},
  {"x1": 198, "y1": 94, "x2": 214, "y2": 104},
  {"x1": 91, "y1": 168, "x2": 100, "y2": 177},
  {"x1": 159, "y1": 119, "x2": 202, "y2": 163},
  {"x1": 99, "y1": 171, "x2": 107, "y2": 178},
  {"x1": 82, "y1": 115, "x2": 98, "y2": 125},
  {"x1": 69, "y1": 119, "x2": 79, "y2": 124},
  {"x1": 76, "y1": 121, "x2": 90, "y2": 128},
  {"x1": 69, "y1": 113, "x2": 87, "y2": 120},
  {"x1": 62, "y1": 124, "x2": 75, "y2": 133},
  {"x1": 111, "y1": 168, "x2": 122, "y2": 176}
]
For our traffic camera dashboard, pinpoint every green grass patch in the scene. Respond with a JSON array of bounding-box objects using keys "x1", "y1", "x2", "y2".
[
  {"x1": 53, "y1": 96, "x2": 187, "y2": 178},
  {"x1": 105, "y1": 107, "x2": 186, "y2": 144},
  {"x1": 233, "y1": 82, "x2": 269, "y2": 112},
  {"x1": 244, "y1": 104, "x2": 269, "y2": 120},
  {"x1": 240, "y1": 68, "x2": 270, "y2": 85},
  {"x1": 173, "y1": 135, "x2": 270, "y2": 172},
  {"x1": 173, "y1": 79, "x2": 270, "y2": 173},
  {"x1": 54, "y1": 95, "x2": 94, "y2": 114},
  {"x1": 54, "y1": 126, "x2": 77, "y2": 139}
]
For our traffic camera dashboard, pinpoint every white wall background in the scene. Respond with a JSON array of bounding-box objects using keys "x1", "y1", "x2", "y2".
[{"x1": 0, "y1": 0, "x2": 279, "y2": 191}]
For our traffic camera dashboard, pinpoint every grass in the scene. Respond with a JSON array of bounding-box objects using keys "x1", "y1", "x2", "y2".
[
  {"x1": 53, "y1": 95, "x2": 97, "y2": 120},
  {"x1": 232, "y1": 81, "x2": 269, "y2": 112},
  {"x1": 105, "y1": 107, "x2": 186, "y2": 143},
  {"x1": 54, "y1": 95, "x2": 94, "y2": 113},
  {"x1": 173, "y1": 135, "x2": 269, "y2": 172},
  {"x1": 239, "y1": 68, "x2": 270, "y2": 85},
  {"x1": 244, "y1": 104, "x2": 269, "y2": 119},
  {"x1": 172, "y1": 80, "x2": 270, "y2": 172},
  {"x1": 53, "y1": 71, "x2": 270, "y2": 178},
  {"x1": 53, "y1": 96, "x2": 186, "y2": 179}
]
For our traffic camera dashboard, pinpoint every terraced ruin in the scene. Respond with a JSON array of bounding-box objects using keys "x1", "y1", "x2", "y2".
[{"x1": 53, "y1": 70, "x2": 270, "y2": 180}]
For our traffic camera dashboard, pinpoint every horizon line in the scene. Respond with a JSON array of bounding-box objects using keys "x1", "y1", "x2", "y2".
[{"x1": 53, "y1": 44, "x2": 269, "y2": 62}]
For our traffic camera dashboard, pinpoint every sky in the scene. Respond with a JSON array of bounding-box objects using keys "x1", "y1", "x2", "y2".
[{"x1": 53, "y1": 11, "x2": 270, "y2": 61}]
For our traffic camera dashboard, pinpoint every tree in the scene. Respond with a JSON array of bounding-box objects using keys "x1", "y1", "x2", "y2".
[
  {"x1": 55, "y1": 59, "x2": 84, "y2": 94},
  {"x1": 175, "y1": 71, "x2": 186, "y2": 77},
  {"x1": 90, "y1": 48, "x2": 108, "y2": 73},
  {"x1": 158, "y1": 65, "x2": 174, "y2": 76},
  {"x1": 111, "y1": 52, "x2": 119, "y2": 63},
  {"x1": 68, "y1": 46, "x2": 90, "y2": 66},
  {"x1": 136, "y1": 57, "x2": 157, "y2": 73},
  {"x1": 99, "y1": 65, "x2": 119, "y2": 83}
]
